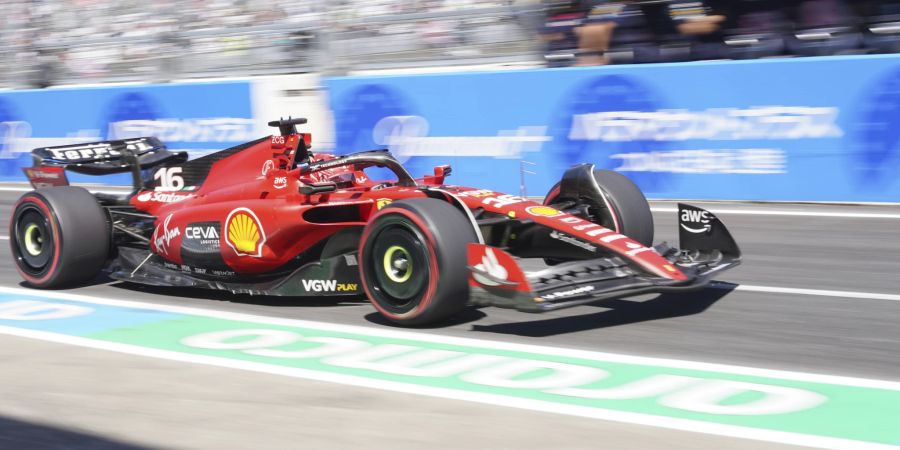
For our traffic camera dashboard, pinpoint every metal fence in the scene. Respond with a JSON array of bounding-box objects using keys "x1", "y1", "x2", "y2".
[{"x1": 0, "y1": 2, "x2": 542, "y2": 89}]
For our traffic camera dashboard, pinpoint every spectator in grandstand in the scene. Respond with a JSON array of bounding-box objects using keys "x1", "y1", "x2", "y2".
[
  {"x1": 581, "y1": 1, "x2": 679, "y2": 65},
  {"x1": 786, "y1": 0, "x2": 862, "y2": 57},
  {"x1": 718, "y1": 0, "x2": 791, "y2": 59},
  {"x1": 539, "y1": 0, "x2": 593, "y2": 67},
  {"x1": 668, "y1": 0, "x2": 729, "y2": 61},
  {"x1": 31, "y1": 48, "x2": 61, "y2": 89}
]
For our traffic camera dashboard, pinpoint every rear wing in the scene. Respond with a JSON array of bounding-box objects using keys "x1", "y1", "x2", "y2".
[{"x1": 25, "y1": 137, "x2": 187, "y2": 190}]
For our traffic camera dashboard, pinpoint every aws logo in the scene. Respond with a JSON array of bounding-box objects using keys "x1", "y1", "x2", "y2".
[
  {"x1": 680, "y1": 209, "x2": 713, "y2": 234},
  {"x1": 225, "y1": 208, "x2": 266, "y2": 257}
]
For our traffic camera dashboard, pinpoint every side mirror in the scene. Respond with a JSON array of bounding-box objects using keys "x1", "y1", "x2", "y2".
[{"x1": 299, "y1": 182, "x2": 337, "y2": 196}]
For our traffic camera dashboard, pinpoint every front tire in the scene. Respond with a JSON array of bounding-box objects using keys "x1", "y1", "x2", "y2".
[
  {"x1": 544, "y1": 169, "x2": 654, "y2": 246},
  {"x1": 359, "y1": 198, "x2": 476, "y2": 326},
  {"x1": 10, "y1": 187, "x2": 110, "y2": 288}
]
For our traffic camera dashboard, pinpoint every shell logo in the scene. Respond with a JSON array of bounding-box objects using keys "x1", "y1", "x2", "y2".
[
  {"x1": 225, "y1": 208, "x2": 266, "y2": 257},
  {"x1": 525, "y1": 205, "x2": 563, "y2": 218},
  {"x1": 376, "y1": 198, "x2": 392, "y2": 210}
]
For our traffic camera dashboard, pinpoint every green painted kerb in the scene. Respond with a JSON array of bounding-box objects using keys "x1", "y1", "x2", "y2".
[{"x1": 90, "y1": 315, "x2": 900, "y2": 445}]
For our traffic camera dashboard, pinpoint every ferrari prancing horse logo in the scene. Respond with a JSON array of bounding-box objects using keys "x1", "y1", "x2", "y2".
[{"x1": 225, "y1": 208, "x2": 266, "y2": 257}]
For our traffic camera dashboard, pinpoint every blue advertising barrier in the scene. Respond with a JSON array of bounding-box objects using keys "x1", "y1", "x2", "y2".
[
  {"x1": 327, "y1": 55, "x2": 900, "y2": 202},
  {"x1": 0, "y1": 81, "x2": 253, "y2": 185}
]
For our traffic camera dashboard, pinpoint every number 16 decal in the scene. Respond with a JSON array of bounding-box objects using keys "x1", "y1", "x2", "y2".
[{"x1": 154, "y1": 167, "x2": 185, "y2": 191}]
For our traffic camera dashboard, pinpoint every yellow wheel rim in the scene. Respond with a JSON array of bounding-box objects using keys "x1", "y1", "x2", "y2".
[
  {"x1": 23, "y1": 223, "x2": 43, "y2": 256},
  {"x1": 383, "y1": 245, "x2": 412, "y2": 283}
]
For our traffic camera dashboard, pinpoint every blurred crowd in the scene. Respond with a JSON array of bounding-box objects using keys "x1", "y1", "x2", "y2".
[
  {"x1": 2, "y1": 0, "x2": 322, "y2": 86},
  {"x1": 540, "y1": 0, "x2": 900, "y2": 66},
  {"x1": 0, "y1": 0, "x2": 525, "y2": 87},
  {"x1": 4, "y1": 0, "x2": 900, "y2": 87}
]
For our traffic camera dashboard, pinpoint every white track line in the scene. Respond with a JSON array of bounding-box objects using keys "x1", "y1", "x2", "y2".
[
  {"x1": 650, "y1": 207, "x2": 900, "y2": 219},
  {"x1": 726, "y1": 284, "x2": 900, "y2": 302},
  {"x1": 0, "y1": 286, "x2": 897, "y2": 390}
]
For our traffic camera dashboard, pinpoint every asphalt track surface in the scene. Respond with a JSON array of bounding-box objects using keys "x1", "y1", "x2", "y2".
[{"x1": 0, "y1": 186, "x2": 898, "y2": 449}]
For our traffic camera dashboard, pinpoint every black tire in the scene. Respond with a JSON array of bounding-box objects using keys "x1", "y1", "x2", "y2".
[
  {"x1": 359, "y1": 198, "x2": 477, "y2": 326},
  {"x1": 544, "y1": 169, "x2": 654, "y2": 246},
  {"x1": 10, "y1": 187, "x2": 110, "y2": 288}
]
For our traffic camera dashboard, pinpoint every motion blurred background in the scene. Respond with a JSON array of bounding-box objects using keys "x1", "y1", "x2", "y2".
[
  {"x1": 2, "y1": 0, "x2": 900, "y2": 203},
  {"x1": 3, "y1": 0, "x2": 900, "y2": 87},
  {"x1": 1, "y1": 4, "x2": 899, "y2": 449}
]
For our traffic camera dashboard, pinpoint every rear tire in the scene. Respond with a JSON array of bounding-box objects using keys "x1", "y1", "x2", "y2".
[
  {"x1": 10, "y1": 187, "x2": 110, "y2": 288},
  {"x1": 359, "y1": 198, "x2": 476, "y2": 326},
  {"x1": 544, "y1": 169, "x2": 654, "y2": 245}
]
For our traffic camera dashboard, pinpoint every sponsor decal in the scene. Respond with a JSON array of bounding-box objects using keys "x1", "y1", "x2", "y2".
[
  {"x1": 179, "y1": 221, "x2": 230, "y2": 273},
  {"x1": 152, "y1": 214, "x2": 181, "y2": 256},
  {"x1": 344, "y1": 254, "x2": 358, "y2": 267},
  {"x1": 25, "y1": 168, "x2": 60, "y2": 179},
  {"x1": 472, "y1": 248, "x2": 508, "y2": 287},
  {"x1": 108, "y1": 118, "x2": 256, "y2": 143},
  {"x1": 525, "y1": 205, "x2": 563, "y2": 218},
  {"x1": 376, "y1": 198, "x2": 392, "y2": 210},
  {"x1": 541, "y1": 285, "x2": 596, "y2": 300},
  {"x1": 611, "y1": 149, "x2": 786, "y2": 174},
  {"x1": 549, "y1": 230, "x2": 597, "y2": 253},
  {"x1": 663, "y1": 264, "x2": 678, "y2": 273},
  {"x1": 23, "y1": 167, "x2": 67, "y2": 188},
  {"x1": 482, "y1": 194, "x2": 525, "y2": 208},
  {"x1": 225, "y1": 208, "x2": 266, "y2": 257},
  {"x1": 185, "y1": 224, "x2": 220, "y2": 247},
  {"x1": 568, "y1": 106, "x2": 842, "y2": 142},
  {"x1": 680, "y1": 209, "x2": 713, "y2": 234},
  {"x1": 301, "y1": 280, "x2": 359, "y2": 293},
  {"x1": 163, "y1": 261, "x2": 234, "y2": 277},
  {"x1": 372, "y1": 115, "x2": 550, "y2": 162},
  {"x1": 273, "y1": 176, "x2": 288, "y2": 189},
  {"x1": 43, "y1": 139, "x2": 156, "y2": 161},
  {"x1": 135, "y1": 191, "x2": 191, "y2": 203},
  {"x1": 312, "y1": 158, "x2": 350, "y2": 171},
  {"x1": 355, "y1": 174, "x2": 368, "y2": 184},
  {"x1": 457, "y1": 189, "x2": 494, "y2": 198},
  {"x1": 261, "y1": 159, "x2": 275, "y2": 176}
]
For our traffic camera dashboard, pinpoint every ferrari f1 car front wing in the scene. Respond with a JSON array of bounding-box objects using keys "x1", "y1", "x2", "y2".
[{"x1": 467, "y1": 204, "x2": 741, "y2": 312}]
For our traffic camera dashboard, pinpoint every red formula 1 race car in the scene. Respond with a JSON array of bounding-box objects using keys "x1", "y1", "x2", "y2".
[{"x1": 10, "y1": 118, "x2": 741, "y2": 326}]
